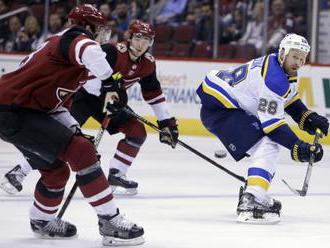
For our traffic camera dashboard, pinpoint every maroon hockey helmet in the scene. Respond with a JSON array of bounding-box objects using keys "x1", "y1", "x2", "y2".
[
  {"x1": 68, "y1": 4, "x2": 106, "y2": 28},
  {"x1": 128, "y1": 20, "x2": 155, "y2": 40}
]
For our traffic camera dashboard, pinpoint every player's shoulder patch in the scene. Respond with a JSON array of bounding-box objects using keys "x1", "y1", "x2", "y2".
[
  {"x1": 116, "y1": 43, "x2": 128, "y2": 53},
  {"x1": 262, "y1": 54, "x2": 289, "y2": 97},
  {"x1": 144, "y1": 52, "x2": 155, "y2": 63}
]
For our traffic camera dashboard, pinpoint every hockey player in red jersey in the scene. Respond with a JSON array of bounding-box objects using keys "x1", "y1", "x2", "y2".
[
  {"x1": 75, "y1": 20, "x2": 179, "y2": 195},
  {"x1": 1, "y1": 20, "x2": 179, "y2": 196},
  {"x1": 0, "y1": 4, "x2": 144, "y2": 246}
]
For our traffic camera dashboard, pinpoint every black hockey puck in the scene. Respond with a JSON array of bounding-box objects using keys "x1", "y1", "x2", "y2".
[{"x1": 214, "y1": 149, "x2": 227, "y2": 158}]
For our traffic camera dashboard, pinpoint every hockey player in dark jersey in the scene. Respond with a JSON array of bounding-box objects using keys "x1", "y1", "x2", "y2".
[
  {"x1": 0, "y1": 4, "x2": 144, "y2": 246},
  {"x1": 1, "y1": 20, "x2": 179, "y2": 196}
]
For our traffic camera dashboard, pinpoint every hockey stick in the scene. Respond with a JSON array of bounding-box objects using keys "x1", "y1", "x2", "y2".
[
  {"x1": 122, "y1": 107, "x2": 246, "y2": 183},
  {"x1": 282, "y1": 128, "x2": 323, "y2": 197},
  {"x1": 57, "y1": 115, "x2": 111, "y2": 219}
]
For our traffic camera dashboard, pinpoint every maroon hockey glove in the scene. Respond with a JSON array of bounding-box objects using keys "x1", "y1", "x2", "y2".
[{"x1": 157, "y1": 117, "x2": 179, "y2": 148}]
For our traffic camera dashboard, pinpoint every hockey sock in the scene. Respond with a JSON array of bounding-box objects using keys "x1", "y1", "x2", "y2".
[
  {"x1": 246, "y1": 167, "x2": 272, "y2": 203},
  {"x1": 76, "y1": 162, "x2": 117, "y2": 216},
  {"x1": 110, "y1": 139, "x2": 140, "y2": 174}
]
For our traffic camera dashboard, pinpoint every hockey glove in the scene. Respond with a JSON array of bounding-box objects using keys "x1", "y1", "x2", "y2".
[
  {"x1": 102, "y1": 72, "x2": 128, "y2": 113},
  {"x1": 299, "y1": 110, "x2": 329, "y2": 136},
  {"x1": 157, "y1": 117, "x2": 179, "y2": 148},
  {"x1": 106, "y1": 103, "x2": 132, "y2": 123},
  {"x1": 290, "y1": 140, "x2": 323, "y2": 163}
]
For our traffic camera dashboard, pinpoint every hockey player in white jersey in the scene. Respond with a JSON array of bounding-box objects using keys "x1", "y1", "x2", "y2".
[{"x1": 196, "y1": 33, "x2": 328, "y2": 224}]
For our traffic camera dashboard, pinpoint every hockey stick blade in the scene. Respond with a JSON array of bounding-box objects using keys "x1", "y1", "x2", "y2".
[
  {"x1": 281, "y1": 179, "x2": 304, "y2": 196},
  {"x1": 282, "y1": 129, "x2": 322, "y2": 197}
]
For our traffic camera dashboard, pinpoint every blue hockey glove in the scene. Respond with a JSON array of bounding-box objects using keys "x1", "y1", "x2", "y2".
[
  {"x1": 299, "y1": 111, "x2": 329, "y2": 136},
  {"x1": 291, "y1": 140, "x2": 323, "y2": 163}
]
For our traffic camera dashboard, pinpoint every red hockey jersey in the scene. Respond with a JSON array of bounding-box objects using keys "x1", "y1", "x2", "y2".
[
  {"x1": 0, "y1": 27, "x2": 107, "y2": 112},
  {"x1": 85, "y1": 42, "x2": 165, "y2": 105}
]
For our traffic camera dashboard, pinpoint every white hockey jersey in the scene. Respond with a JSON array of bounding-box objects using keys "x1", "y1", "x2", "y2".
[{"x1": 200, "y1": 53, "x2": 300, "y2": 134}]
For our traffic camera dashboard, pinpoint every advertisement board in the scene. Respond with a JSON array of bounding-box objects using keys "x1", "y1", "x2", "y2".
[{"x1": 1, "y1": 54, "x2": 330, "y2": 143}]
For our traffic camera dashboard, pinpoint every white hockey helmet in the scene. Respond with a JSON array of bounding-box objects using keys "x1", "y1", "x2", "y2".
[{"x1": 279, "y1": 33, "x2": 310, "y2": 57}]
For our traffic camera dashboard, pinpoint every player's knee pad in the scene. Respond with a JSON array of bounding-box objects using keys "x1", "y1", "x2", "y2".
[
  {"x1": 40, "y1": 164, "x2": 70, "y2": 189},
  {"x1": 121, "y1": 119, "x2": 147, "y2": 141},
  {"x1": 125, "y1": 136, "x2": 146, "y2": 148},
  {"x1": 60, "y1": 135, "x2": 98, "y2": 172}
]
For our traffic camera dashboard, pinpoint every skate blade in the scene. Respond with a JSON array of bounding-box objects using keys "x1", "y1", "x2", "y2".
[
  {"x1": 112, "y1": 186, "x2": 138, "y2": 196},
  {"x1": 102, "y1": 235, "x2": 145, "y2": 246},
  {"x1": 33, "y1": 232, "x2": 78, "y2": 239},
  {"x1": 237, "y1": 212, "x2": 280, "y2": 225},
  {"x1": 0, "y1": 178, "x2": 19, "y2": 195}
]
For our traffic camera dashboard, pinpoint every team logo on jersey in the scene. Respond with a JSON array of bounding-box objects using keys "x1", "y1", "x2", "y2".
[
  {"x1": 54, "y1": 87, "x2": 78, "y2": 110},
  {"x1": 57, "y1": 87, "x2": 75, "y2": 101},
  {"x1": 229, "y1": 144, "x2": 236, "y2": 151},
  {"x1": 116, "y1": 43, "x2": 128, "y2": 53}
]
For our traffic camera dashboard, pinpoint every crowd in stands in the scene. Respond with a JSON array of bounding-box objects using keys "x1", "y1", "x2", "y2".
[{"x1": 0, "y1": 0, "x2": 308, "y2": 60}]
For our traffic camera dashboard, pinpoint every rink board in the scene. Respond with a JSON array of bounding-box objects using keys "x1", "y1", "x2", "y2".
[{"x1": 1, "y1": 54, "x2": 330, "y2": 143}]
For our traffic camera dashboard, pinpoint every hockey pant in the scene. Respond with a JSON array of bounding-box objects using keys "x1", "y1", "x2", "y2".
[
  {"x1": 71, "y1": 89, "x2": 147, "y2": 174},
  {"x1": 0, "y1": 105, "x2": 115, "y2": 220}
]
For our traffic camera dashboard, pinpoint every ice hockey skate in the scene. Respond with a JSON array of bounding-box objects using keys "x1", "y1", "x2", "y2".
[
  {"x1": 30, "y1": 218, "x2": 77, "y2": 238},
  {"x1": 108, "y1": 168, "x2": 138, "y2": 196},
  {"x1": 98, "y1": 209, "x2": 144, "y2": 246},
  {"x1": 0, "y1": 165, "x2": 26, "y2": 194},
  {"x1": 236, "y1": 192, "x2": 282, "y2": 224}
]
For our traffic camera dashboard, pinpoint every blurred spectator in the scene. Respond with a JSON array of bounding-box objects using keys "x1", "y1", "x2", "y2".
[
  {"x1": 220, "y1": 9, "x2": 244, "y2": 44},
  {"x1": 38, "y1": 13, "x2": 63, "y2": 45},
  {"x1": 48, "y1": 13, "x2": 63, "y2": 34},
  {"x1": 266, "y1": 0, "x2": 294, "y2": 53},
  {"x1": 107, "y1": 18, "x2": 124, "y2": 44},
  {"x1": 144, "y1": 0, "x2": 166, "y2": 21},
  {"x1": 0, "y1": 0, "x2": 9, "y2": 50},
  {"x1": 15, "y1": 15, "x2": 42, "y2": 51},
  {"x1": 131, "y1": 0, "x2": 149, "y2": 20},
  {"x1": 155, "y1": 0, "x2": 188, "y2": 24},
  {"x1": 238, "y1": 1, "x2": 264, "y2": 54},
  {"x1": 113, "y1": 1, "x2": 132, "y2": 32},
  {"x1": 99, "y1": 3, "x2": 112, "y2": 21},
  {"x1": 195, "y1": 2, "x2": 213, "y2": 43},
  {"x1": 219, "y1": 0, "x2": 237, "y2": 27},
  {"x1": 4, "y1": 16, "x2": 22, "y2": 52},
  {"x1": 53, "y1": 4, "x2": 70, "y2": 26},
  {"x1": 287, "y1": 0, "x2": 307, "y2": 36}
]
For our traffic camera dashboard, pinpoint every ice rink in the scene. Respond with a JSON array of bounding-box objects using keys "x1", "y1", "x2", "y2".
[{"x1": 1, "y1": 131, "x2": 330, "y2": 248}]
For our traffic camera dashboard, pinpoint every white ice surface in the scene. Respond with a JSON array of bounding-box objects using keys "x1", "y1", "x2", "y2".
[{"x1": 0, "y1": 131, "x2": 330, "y2": 248}]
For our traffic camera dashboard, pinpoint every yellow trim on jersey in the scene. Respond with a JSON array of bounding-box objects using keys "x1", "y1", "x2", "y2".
[
  {"x1": 262, "y1": 55, "x2": 270, "y2": 79},
  {"x1": 285, "y1": 94, "x2": 300, "y2": 107},
  {"x1": 201, "y1": 81, "x2": 237, "y2": 109},
  {"x1": 247, "y1": 177, "x2": 270, "y2": 191},
  {"x1": 288, "y1": 76, "x2": 298, "y2": 82},
  {"x1": 263, "y1": 119, "x2": 286, "y2": 134},
  {"x1": 283, "y1": 88, "x2": 291, "y2": 98}
]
